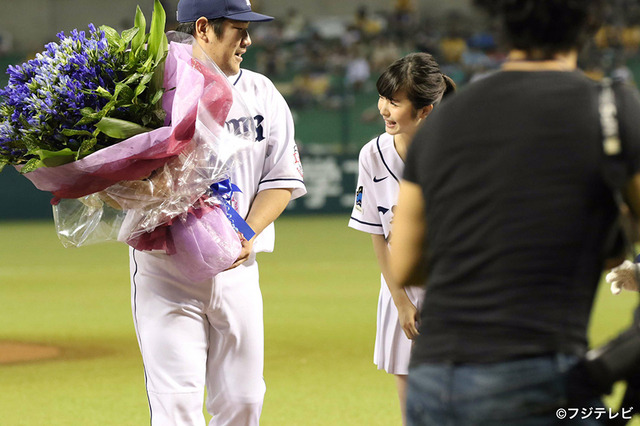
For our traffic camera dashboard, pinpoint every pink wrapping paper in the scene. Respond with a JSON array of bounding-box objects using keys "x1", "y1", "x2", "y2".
[{"x1": 170, "y1": 204, "x2": 242, "y2": 282}]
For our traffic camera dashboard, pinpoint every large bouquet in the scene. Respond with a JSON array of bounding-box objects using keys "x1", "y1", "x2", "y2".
[{"x1": 0, "y1": 0, "x2": 255, "y2": 281}]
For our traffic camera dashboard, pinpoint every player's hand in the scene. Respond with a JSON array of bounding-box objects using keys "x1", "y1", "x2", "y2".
[
  {"x1": 397, "y1": 302, "x2": 419, "y2": 340},
  {"x1": 606, "y1": 260, "x2": 640, "y2": 294},
  {"x1": 227, "y1": 236, "x2": 254, "y2": 270}
]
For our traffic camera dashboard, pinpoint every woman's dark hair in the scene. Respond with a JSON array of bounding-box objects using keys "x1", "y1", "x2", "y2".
[
  {"x1": 474, "y1": 0, "x2": 606, "y2": 60},
  {"x1": 175, "y1": 17, "x2": 226, "y2": 39},
  {"x1": 376, "y1": 52, "x2": 456, "y2": 112}
]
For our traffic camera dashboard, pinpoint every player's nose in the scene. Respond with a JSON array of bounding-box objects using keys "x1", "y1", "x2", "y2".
[{"x1": 242, "y1": 30, "x2": 252, "y2": 47}]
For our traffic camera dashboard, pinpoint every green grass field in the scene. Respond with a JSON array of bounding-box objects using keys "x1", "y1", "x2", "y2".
[{"x1": 0, "y1": 215, "x2": 639, "y2": 425}]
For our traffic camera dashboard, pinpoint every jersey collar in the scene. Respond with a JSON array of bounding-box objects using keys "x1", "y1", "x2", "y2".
[{"x1": 227, "y1": 70, "x2": 243, "y2": 86}]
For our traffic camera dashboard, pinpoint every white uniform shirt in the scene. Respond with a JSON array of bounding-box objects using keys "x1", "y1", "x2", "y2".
[
  {"x1": 348, "y1": 133, "x2": 402, "y2": 238},
  {"x1": 226, "y1": 69, "x2": 306, "y2": 252}
]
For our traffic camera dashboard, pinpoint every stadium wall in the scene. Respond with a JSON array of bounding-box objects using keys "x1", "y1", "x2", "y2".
[{"x1": 0, "y1": 151, "x2": 358, "y2": 220}]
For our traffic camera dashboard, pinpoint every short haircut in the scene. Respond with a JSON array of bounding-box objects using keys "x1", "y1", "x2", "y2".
[
  {"x1": 474, "y1": 0, "x2": 606, "y2": 59},
  {"x1": 376, "y1": 53, "x2": 456, "y2": 112},
  {"x1": 175, "y1": 17, "x2": 226, "y2": 39}
]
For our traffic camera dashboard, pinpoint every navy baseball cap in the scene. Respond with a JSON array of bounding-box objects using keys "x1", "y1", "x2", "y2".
[{"x1": 177, "y1": 0, "x2": 274, "y2": 23}]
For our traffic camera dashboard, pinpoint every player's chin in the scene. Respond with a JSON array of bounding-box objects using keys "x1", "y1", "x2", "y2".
[{"x1": 228, "y1": 64, "x2": 241, "y2": 75}]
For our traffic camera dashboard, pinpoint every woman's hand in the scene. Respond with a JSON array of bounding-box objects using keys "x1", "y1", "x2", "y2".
[{"x1": 396, "y1": 299, "x2": 420, "y2": 340}]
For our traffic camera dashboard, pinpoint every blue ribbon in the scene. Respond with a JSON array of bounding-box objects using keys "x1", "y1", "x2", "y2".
[{"x1": 209, "y1": 179, "x2": 255, "y2": 241}]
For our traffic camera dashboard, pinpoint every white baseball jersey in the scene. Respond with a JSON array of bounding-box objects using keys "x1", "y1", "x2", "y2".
[
  {"x1": 130, "y1": 66, "x2": 305, "y2": 426},
  {"x1": 226, "y1": 69, "x2": 306, "y2": 252},
  {"x1": 349, "y1": 132, "x2": 424, "y2": 375},
  {"x1": 349, "y1": 132, "x2": 401, "y2": 238}
]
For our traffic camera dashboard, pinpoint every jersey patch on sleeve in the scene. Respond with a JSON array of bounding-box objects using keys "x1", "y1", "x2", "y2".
[
  {"x1": 355, "y1": 186, "x2": 363, "y2": 213},
  {"x1": 293, "y1": 145, "x2": 304, "y2": 178}
]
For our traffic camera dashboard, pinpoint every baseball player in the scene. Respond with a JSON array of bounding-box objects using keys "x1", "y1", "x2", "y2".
[
  {"x1": 348, "y1": 53, "x2": 455, "y2": 425},
  {"x1": 129, "y1": 1, "x2": 305, "y2": 425}
]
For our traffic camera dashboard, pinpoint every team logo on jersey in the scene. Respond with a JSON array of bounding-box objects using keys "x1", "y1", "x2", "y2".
[
  {"x1": 293, "y1": 145, "x2": 304, "y2": 178},
  {"x1": 355, "y1": 186, "x2": 363, "y2": 213},
  {"x1": 377, "y1": 206, "x2": 389, "y2": 214},
  {"x1": 226, "y1": 115, "x2": 265, "y2": 142},
  {"x1": 373, "y1": 176, "x2": 388, "y2": 183}
]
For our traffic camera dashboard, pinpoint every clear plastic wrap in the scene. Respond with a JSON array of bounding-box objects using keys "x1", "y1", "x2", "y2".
[{"x1": 49, "y1": 33, "x2": 257, "y2": 280}]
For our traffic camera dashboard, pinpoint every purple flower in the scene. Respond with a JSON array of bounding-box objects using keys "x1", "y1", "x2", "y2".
[
  {"x1": 0, "y1": 24, "x2": 124, "y2": 162},
  {"x1": 0, "y1": 2, "x2": 169, "y2": 172}
]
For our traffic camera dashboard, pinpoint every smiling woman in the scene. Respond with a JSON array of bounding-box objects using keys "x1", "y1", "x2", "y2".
[{"x1": 347, "y1": 52, "x2": 456, "y2": 425}]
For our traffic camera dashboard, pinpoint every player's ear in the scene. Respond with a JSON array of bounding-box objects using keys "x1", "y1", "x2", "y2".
[{"x1": 195, "y1": 17, "x2": 210, "y2": 42}]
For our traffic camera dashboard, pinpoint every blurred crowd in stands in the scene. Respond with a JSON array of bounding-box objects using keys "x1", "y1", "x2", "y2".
[
  {"x1": 2, "y1": 0, "x2": 640, "y2": 113},
  {"x1": 247, "y1": 0, "x2": 640, "y2": 111}
]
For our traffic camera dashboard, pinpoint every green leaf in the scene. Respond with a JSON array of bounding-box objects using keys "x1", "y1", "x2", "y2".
[
  {"x1": 33, "y1": 148, "x2": 76, "y2": 167},
  {"x1": 129, "y1": 37, "x2": 149, "y2": 68},
  {"x1": 122, "y1": 72, "x2": 142, "y2": 86},
  {"x1": 133, "y1": 83, "x2": 147, "y2": 99},
  {"x1": 77, "y1": 108, "x2": 101, "y2": 125},
  {"x1": 79, "y1": 106, "x2": 108, "y2": 124},
  {"x1": 150, "y1": 58, "x2": 166, "y2": 94},
  {"x1": 61, "y1": 129, "x2": 94, "y2": 137},
  {"x1": 140, "y1": 72, "x2": 154, "y2": 86},
  {"x1": 120, "y1": 27, "x2": 139, "y2": 46},
  {"x1": 99, "y1": 25, "x2": 123, "y2": 51},
  {"x1": 148, "y1": 0, "x2": 168, "y2": 66},
  {"x1": 97, "y1": 98, "x2": 118, "y2": 117},
  {"x1": 77, "y1": 138, "x2": 98, "y2": 158},
  {"x1": 115, "y1": 84, "x2": 135, "y2": 104},
  {"x1": 95, "y1": 87, "x2": 113, "y2": 99},
  {"x1": 80, "y1": 107, "x2": 99, "y2": 118},
  {"x1": 152, "y1": 108, "x2": 167, "y2": 123},
  {"x1": 150, "y1": 89, "x2": 164, "y2": 105},
  {"x1": 76, "y1": 116, "x2": 97, "y2": 126},
  {"x1": 95, "y1": 117, "x2": 152, "y2": 139},
  {"x1": 20, "y1": 158, "x2": 43, "y2": 173},
  {"x1": 155, "y1": 35, "x2": 169, "y2": 67},
  {"x1": 138, "y1": 56, "x2": 155, "y2": 74},
  {"x1": 131, "y1": 6, "x2": 146, "y2": 54},
  {"x1": 0, "y1": 162, "x2": 6, "y2": 173},
  {"x1": 141, "y1": 113, "x2": 152, "y2": 127},
  {"x1": 21, "y1": 134, "x2": 39, "y2": 151}
]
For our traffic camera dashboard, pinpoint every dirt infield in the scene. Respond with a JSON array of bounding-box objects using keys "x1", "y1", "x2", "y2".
[{"x1": 0, "y1": 342, "x2": 62, "y2": 364}]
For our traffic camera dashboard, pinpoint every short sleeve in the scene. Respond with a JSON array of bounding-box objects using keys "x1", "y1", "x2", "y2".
[
  {"x1": 348, "y1": 147, "x2": 384, "y2": 235},
  {"x1": 258, "y1": 84, "x2": 306, "y2": 200}
]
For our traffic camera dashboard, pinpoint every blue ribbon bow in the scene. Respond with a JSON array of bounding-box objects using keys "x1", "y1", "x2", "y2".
[{"x1": 209, "y1": 179, "x2": 255, "y2": 241}]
